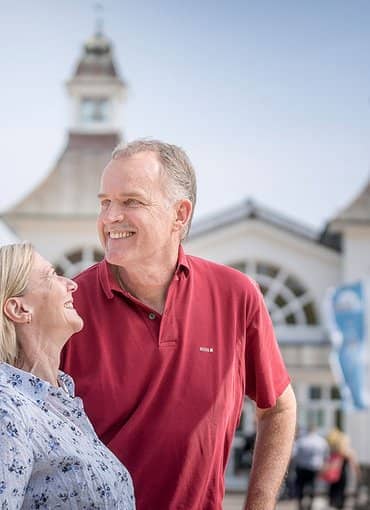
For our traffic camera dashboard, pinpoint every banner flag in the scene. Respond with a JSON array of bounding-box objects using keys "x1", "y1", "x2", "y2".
[{"x1": 324, "y1": 281, "x2": 369, "y2": 410}]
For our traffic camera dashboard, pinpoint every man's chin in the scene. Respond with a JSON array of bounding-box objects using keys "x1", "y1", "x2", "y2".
[{"x1": 105, "y1": 250, "x2": 128, "y2": 267}]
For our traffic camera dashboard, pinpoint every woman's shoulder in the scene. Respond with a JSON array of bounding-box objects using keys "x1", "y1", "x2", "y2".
[
  {"x1": 0, "y1": 380, "x2": 29, "y2": 416},
  {"x1": 0, "y1": 365, "x2": 35, "y2": 425}
]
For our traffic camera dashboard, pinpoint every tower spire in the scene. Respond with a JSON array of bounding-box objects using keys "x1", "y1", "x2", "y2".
[
  {"x1": 66, "y1": 19, "x2": 127, "y2": 136},
  {"x1": 94, "y1": 2, "x2": 104, "y2": 35}
]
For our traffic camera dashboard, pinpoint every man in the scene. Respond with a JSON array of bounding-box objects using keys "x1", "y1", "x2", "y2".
[
  {"x1": 61, "y1": 139, "x2": 296, "y2": 510},
  {"x1": 293, "y1": 425, "x2": 329, "y2": 510}
]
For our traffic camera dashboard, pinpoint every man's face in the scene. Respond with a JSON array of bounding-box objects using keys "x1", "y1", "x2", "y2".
[{"x1": 97, "y1": 151, "x2": 179, "y2": 268}]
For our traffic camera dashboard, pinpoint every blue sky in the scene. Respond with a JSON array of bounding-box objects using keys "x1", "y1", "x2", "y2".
[{"x1": 1, "y1": 0, "x2": 370, "y2": 230}]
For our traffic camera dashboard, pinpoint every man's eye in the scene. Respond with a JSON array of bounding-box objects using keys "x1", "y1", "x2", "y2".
[
  {"x1": 124, "y1": 199, "x2": 141, "y2": 207},
  {"x1": 100, "y1": 200, "x2": 111, "y2": 208}
]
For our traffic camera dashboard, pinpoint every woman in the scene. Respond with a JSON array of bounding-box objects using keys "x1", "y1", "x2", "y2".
[
  {"x1": 0, "y1": 242, "x2": 135, "y2": 509},
  {"x1": 325, "y1": 428, "x2": 360, "y2": 509}
]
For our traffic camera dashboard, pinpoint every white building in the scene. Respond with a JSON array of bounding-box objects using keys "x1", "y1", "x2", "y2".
[
  {"x1": 185, "y1": 183, "x2": 370, "y2": 480},
  {"x1": 1, "y1": 28, "x2": 370, "y2": 481},
  {"x1": 3, "y1": 29, "x2": 126, "y2": 276},
  {"x1": 185, "y1": 199, "x2": 343, "y2": 433},
  {"x1": 0, "y1": 220, "x2": 18, "y2": 246}
]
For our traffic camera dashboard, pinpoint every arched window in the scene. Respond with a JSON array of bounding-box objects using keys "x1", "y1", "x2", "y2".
[
  {"x1": 55, "y1": 246, "x2": 104, "y2": 278},
  {"x1": 229, "y1": 260, "x2": 318, "y2": 326}
]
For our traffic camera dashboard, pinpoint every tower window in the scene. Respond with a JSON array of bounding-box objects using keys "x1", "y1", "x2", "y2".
[{"x1": 80, "y1": 97, "x2": 110, "y2": 123}]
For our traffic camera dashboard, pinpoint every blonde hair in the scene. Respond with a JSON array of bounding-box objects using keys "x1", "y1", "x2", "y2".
[
  {"x1": 112, "y1": 139, "x2": 197, "y2": 240},
  {"x1": 0, "y1": 242, "x2": 34, "y2": 364},
  {"x1": 327, "y1": 428, "x2": 350, "y2": 455}
]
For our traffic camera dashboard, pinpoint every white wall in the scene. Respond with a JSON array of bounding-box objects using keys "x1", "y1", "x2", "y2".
[
  {"x1": 185, "y1": 218, "x2": 341, "y2": 314},
  {"x1": 342, "y1": 226, "x2": 370, "y2": 282},
  {"x1": 7, "y1": 217, "x2": 100, "y2": 263},
  {"x1": 0, "y1": 220, "x2": 18, "y2": 246}
]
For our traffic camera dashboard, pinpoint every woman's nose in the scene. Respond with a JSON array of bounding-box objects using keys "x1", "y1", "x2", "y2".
[{"x1": 66, "y1": 278, "x2": 78, "y2": 292}]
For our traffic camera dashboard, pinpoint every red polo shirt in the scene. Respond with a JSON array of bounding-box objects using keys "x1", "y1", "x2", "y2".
[{"x1": 61, "y1": 247, "x2": 290, "y2": 510}]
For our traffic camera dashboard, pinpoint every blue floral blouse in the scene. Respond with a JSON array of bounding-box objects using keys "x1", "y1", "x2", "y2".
[{"x1": 0, "y1": 363, "x2": 135, "y2": 509}]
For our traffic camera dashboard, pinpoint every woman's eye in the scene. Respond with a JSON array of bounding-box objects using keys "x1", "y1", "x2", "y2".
[{"x1": 45, "y1": 269, "x2": 57, "y2": 282}]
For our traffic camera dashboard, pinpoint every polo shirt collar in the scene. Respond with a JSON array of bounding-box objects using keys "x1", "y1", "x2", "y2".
[
  {"x1": 99, "y1": 245, "x2": 190, "y2": 299},
  {"x1": 177, "y1": 245, "x2": 190, "y2": 277}
]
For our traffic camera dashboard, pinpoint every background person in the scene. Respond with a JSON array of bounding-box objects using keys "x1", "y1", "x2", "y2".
[
  {"x1": 293, "y1": 424, "x2": 329, "y2": 510},
  {"x1": 0, "y1": 242, "x2": 135, "y2": 509},
  {"x1": 61, "y1": 139, "x2": 297, "y2": 510},
  {"x1": 325, "y1": 428, "x2": 361, "y2": 509}
]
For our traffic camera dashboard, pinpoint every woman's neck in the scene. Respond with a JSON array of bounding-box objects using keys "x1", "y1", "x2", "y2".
[{"x1": 15, "y1": 343, "x2": 61, "y2": 387}]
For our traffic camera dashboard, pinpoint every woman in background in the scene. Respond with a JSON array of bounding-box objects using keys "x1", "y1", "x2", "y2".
[
  {"x1": 0, "y1": 242, "x2": 135, "y2": 509},
  {"x1": 326, "y1": 428, "x2": 360, "y2": 509}
]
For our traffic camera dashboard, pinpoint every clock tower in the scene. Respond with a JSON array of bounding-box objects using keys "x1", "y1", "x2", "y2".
[
  {"x1": 67, "y1": 30, "x2": 126, "y2": 135},
  {"x1": 2, "y1": 29, "x2": 127, "y2": 275}
]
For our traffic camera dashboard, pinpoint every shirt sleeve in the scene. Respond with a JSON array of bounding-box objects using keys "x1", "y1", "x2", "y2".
[
  {"x1": 244, "y1": 284, "x2": 291, "y2": 408},
  {"x1": 0, "y1": 401, "x2": 34, "y2": 508}
]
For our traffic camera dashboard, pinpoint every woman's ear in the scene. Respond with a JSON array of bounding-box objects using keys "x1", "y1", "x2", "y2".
[{"x1": 4, "y1": 298, "x2": 31, "y2": 324}]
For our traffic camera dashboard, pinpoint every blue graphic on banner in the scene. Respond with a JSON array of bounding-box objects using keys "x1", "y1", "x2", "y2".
[{"x1": 326, "y1": 281, "x2": 369, "y2": 410}]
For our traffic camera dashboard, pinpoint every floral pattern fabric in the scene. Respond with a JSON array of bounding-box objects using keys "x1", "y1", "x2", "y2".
[{"x1": 0, "y1": 362, "x2": 135, "y2": 509}]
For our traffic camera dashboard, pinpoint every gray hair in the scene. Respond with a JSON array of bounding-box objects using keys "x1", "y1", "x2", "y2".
[
  {"x1": 0, "y1": 242, "x2": 34, "y2": 365},
  {"x1": 112, "y1": 139, "x2": 197, "y2": 239}
]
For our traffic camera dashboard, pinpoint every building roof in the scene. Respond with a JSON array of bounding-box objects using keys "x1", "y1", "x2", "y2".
[
  {"x1": 189, "y1": 198, "x2": 340, "y2": 250},
  {"x1": 329, "y1": 179, "x2": 370, "y2": 230},
  {"x1": 4, "y1": 133, "x2": 119, "y2": 219},
  {"x1": 73, "y1": 31, "x2": 123, "y2": 81},
  {"x1": 4, "y1": 29, "x2": 124, "y2": 221}
]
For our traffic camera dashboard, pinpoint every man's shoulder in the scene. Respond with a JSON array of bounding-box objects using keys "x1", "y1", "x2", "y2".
[
  {"x1": 187, "y1": 253, "x2": 240, "y2": 276},
  {"x1": 186, "y1": 253, "x2": 258, "y2": 291}
]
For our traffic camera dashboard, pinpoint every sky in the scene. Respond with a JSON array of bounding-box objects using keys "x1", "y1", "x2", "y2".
[{"x1": 1, "y1": 0, "x2": 370, "y2": 231}]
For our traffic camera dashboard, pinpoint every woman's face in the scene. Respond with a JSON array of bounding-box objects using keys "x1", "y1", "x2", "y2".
[{"x1": 22, "y1": 252, "x2": 83, "y2": 339}]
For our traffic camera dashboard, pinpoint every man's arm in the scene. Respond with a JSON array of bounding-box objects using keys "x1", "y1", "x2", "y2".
[{"x1": 244, "y1": 384, "x2": 296, "y2": 510}]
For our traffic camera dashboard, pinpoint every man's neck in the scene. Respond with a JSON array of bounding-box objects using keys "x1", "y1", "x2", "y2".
[{"x1": 115, "y1": 253, "x2": 179, "y2": 314}]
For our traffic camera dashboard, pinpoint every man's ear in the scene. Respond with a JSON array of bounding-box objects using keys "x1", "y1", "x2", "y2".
[
  {"x1": 173, "y1": 199, "x2": 192, "y2": 233},
  {"x1": 3, "y1": 298, "x2": 30, "y2": 324}
]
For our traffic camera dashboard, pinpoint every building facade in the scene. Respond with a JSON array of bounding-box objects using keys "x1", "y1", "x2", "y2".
[
  {"x1": 2, "y1": 28, "x2": 370, "y2": 483},
  {"x1": 3, "y1": 30, "x2": 126, "y2": 276},
  {"x1": 185, "y1": 200, "x2": 344, "y2": 436},
  {"x1": 184, "y1": 187, "x2": 370, "y2": 483}
]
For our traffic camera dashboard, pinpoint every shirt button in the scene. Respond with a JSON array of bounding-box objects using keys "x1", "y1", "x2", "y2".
[{"x1": 148, "y1": 312, "x2": 156, "y2": 320}]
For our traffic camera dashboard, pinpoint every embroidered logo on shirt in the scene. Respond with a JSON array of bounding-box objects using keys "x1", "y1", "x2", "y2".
[{"x1": 199, "y1": 347, "x2": 214, "y2": 353}]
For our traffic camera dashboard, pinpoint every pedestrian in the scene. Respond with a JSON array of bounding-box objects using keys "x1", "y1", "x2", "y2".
[
  {"x1": 324, "y1": 428, "x2": 361, "y2": 509},
  {"x1": 61, "y1": 139, "x2": 297, "y2": 509},
  {"x1": 293, "y1": 424, "x2": 328, "y2": 510}
]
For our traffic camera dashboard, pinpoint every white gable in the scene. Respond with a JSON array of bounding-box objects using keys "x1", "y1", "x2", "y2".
[{"x1": 0, "y1": 220, "x2": 18, "y2": 246}]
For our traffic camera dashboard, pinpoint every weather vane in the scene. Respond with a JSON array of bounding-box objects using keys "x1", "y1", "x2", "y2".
[{"x1": 94, "y1": 2, "x2": 104, "y2": 35}]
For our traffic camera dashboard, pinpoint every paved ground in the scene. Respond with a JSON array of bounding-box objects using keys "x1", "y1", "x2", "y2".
[
  {"x1": 223, "y1": 493, "x2": 306, "y2": 509},
  {"x1": 223, "y1": 492, "x2": 365, "y2": 509}
]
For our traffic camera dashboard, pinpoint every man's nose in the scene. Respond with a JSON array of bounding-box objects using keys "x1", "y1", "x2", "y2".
[{"x1": 103, "y1": 203, "x2": 124, "y2": 223}]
